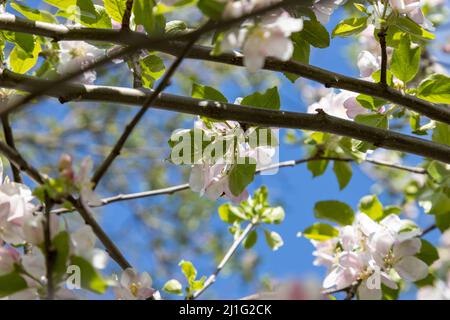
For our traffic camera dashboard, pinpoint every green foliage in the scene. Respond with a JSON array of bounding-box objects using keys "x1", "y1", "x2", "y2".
[
  {"x1": 52, "y1": 231, "x2": 71, "y2": 283},
  {"x1": 0, "y1": 272, "x2": 28, "y2": 298},
  {"x1": 197, "y1": 0, "x2": 225, "y2": 20},
  {"x1": 192, "y1": 83, "x2": 228, "y2": 102},
  {"x1": 155, "y1": 0, "x2": 197, "y2": 15},
  {"x1": 70, "y1": 256, "x2": 108, "y2": 294},
  {"x1": 356, "y1": 95, "x2": 386, "y2": 111},
  {"x1": 104, "y1": 0, "x2": 127, "y2": 22},
  {"x1": 263, "y1": 229, "x2": 283, "y2": 251},
  {"x1": 11, "y1": 2, "x2": 57, "y2": 23},
  {"x1": 139, "y1": 54, "x2": 165, "y2": 88},
  {"x1": 333, "y1": 160, "x2": 352, "y2": 190},
  {"x1": 302, "y1": 223, "x2": 339, "y2": 241},
  {"x1": 299, "y1": 19, "x2": 330, "y2": 48},
  {"x1": 162, "y1": 279, "x2": 183, "y2": 295},
  {"x1": 240, "y1": 87, "x2": 280, "y2": 110},
  {"x1": 285, "y1": 33, "x2": 310, "y2": 82},
  {"x1": 416, "y1": 239, "x2": 439, "y2": 266},
  {"x1": 314, "y1": 200, "x2": 355, "y2": 226},
  {"x1": 228, "y1": 160, "x2": 257, "y2": 197},
  {"x1": 417, "y1": 74, "x2": 450, "y2": 104},
  {"x1": 133, "y1": 0, "x2": 165, "y2": 34},
  {"x1": 332, "y1": 16, "x2": 368, "y2": 38},
  {"x1": 358, "y1": 194, "x2": 384, "y2": 221},
  {"x1": 390, "y1": 36, "x2": 421, "y2": 83},
  {"x1": 432, "y1": 123, "x2": 450, "y2": 146},
  {"x1": 177, "y1": 260, "x2": 206, "y2": 298}
]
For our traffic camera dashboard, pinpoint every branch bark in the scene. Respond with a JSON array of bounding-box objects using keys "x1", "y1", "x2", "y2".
[
  {"x1": 1, "y1": 70, "x2": 449, "y2": 163},
  {"x1": 1, "y1": 15, "x2": 449, "y2": 124},
  {"x1": 1, "y1": 114, "x2": 22, "y2": 182}
]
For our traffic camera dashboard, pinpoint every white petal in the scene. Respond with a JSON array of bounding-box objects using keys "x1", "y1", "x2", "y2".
[{"x1": 395, "y1": 256, "x2": 429, "y2": 282}]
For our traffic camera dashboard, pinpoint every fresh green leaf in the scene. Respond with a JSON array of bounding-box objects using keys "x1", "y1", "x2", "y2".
[
  {"x1": 333, "y1": 160, "x2": 352, "y2": 190},
  {"x1": 104, "y1": 0, "x2": 127, "y2": 22},
  {"x1": 358, "y1": 195, "x2": 384, "y2": 221},
  {"x1": 418, "y1": 74, "x2": 450, "y2": 104},
  {"x1": 228, "y1": 160, "x2": 256, "y2": 197},
  {"x1": 432, "y1": 123, "x2": 450, "y2": 146},
  {"x1": 243, "y1": 230, "x2": 258, "y2": 249},
  {"x1": 192, "y1": 83, "x2": 227, "y2": 102},
  {"x1": 240, "y1": 87, "x2": 280, "y2": 110},
  {"x1": 314, "y1": 200, "x2": 355, "y2": 225},
  {"x1": 179, "y1": 260, "x2": 196, "y2": 283},
  {"x1": 416, "y1": 239, "x2": 439, "y2": 266},
  {"x1": 197, "y1": 0, "x2": 225, "y2": 20},
  {"x1": 302, "y1": 223, "x2": 339, "y2": 241},
  {"x1": 70, "y1": 256, "x2": 108, "y2": 294},
  {"x1": 139, "y1": 54, "x2": 165, "y2": 88},
  {"x1": 11, "y1": 2, "x2": 57, "y2": 23},
  {"x1": 0, "y1": 272, "x2": 28, "y2": 298},
  {"x1": 299, "y1": 20, "x2": 330, "y2": 48},
  {"x1": 163, "y1": 279, "x2": 183, "y2": 295},
  {"x1": 263, "y1": 229, "x2": 283, "y2": 251},
  {"x1": 133, "y1": 0, "x2": 165, "y2": 34},
  {"x1": 332, "y1": 17, "x2": 368, "y2": 38},
  {"x1": 390, "y1": 36, "x2": 421, "y2": 83}
]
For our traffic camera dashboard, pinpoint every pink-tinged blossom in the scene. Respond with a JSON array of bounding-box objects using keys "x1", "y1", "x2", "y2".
[
  {"x1": 307, "y1": 90, "x2": 367, "y2": 120},
  {"x1": 71, "y1": 225, "x2": 108, "y2": 270},
  {"x1": 357, "y1": 51, "x2": 380, "y2": 78},
  {"x1": 75, "y1": 157, "x2": 102, "y2": 206},
  {"x1": 0, "y1": 161, "x2": 36, "y2": 244},
  {"x1": 0, "y1": 246, "x2": 20, "y2": 275},
  {"x1": 389, "y1": 0, "x2": 434, "y2": 30},
  {"x1": 312, "y1": 0, "x2": 346, "y2": 24},
  {"x1": 57, "y1": 41, "x2": 103, "y2": 84},
  {"x1": 220, "y1": 11, "x2": 303, "y2": 71},
  {"x1": 114, "y1": 268, "x2": 156, "y2": 300},
  {"x1": 22, "y1": 213, "x2": 60, "y2": 246}
]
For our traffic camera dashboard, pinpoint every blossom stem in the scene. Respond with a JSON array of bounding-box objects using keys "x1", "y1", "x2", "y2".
[
  {"x1": 1, "y1": 114, "x2": 22, "y2": 182},
  {"x1": 43, "y1": 194, "x2": 55, "y2": 300},
  {"x1": 378, "y1": 27, "x2": 389, "y2": 87},
  {"x1": 190, "y1": 222, "x2": 256, "y2": 300}
]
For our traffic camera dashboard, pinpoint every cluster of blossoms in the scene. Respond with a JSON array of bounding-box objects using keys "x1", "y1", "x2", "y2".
[
  {"x1": 310, "y1": 213, "x2": 428, "y2": 299},
  {"x1": 0, "y1": 157, "x2": 158, "y2": 300},
  {"x1": 170, "y1": 114, "x2": 278, "y2": 203},
  {"x1": 388, "y1": 0, "x2": 434, "y2": 30},
  {"x1": 218, "y1": 0, "x2": 347, "y2": 71}
]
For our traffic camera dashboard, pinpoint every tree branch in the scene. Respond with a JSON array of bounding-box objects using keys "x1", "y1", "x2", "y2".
[
  {"x1": 43, "y1": 195, "x2": 55, "y2": 300},
  {"x1": 121, "y1": 0, "x2": 134, "y2": 30},
  {"x1": 1, "y1": 16, "x2": 449, "y2": 123},
  {"x1": 1, "y1": 114, "x2": 22, "y2": 182},
  {"x1": 191, "y1": 222, "x2": 256, "y2": 299},
  {"x1": 0, "y1": 0, "x2": 304, "y2": 117},
  {"x1": 1, "y1": 71, "x2": 449, "y2": 163},
  {"x1": 378, "y1": 27, "x2": 388, "y2": 86}
]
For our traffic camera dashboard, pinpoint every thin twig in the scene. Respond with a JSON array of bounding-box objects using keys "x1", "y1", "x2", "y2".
[
  {"x1": 191, "y1": 222, "x2": 256, "y2": 299},
  {"x1": 43, "y1": 194, "x2": 55, "y2": 300},
  {"x1": 121, "y1": 0, "x2": 134, "y2": 30},
  {"x1": 51, "y1": 156, "x2": 428, "y2": 214},
  {"x1": 69, "y1": 197, "x2": 132, "y2": 270},
  {"x1": 1, "y1": 114, "x2": 22, "y2": 182},
  {"x1": 91, "y1": 36, "x2": 200, "y2": 189},
  {"x1": 378, "y1": 27, "x2": 388, "y2": 87}
]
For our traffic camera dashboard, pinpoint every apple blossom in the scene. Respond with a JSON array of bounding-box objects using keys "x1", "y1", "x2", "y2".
[
  {"x1": 70, "y1": 225, "x2": 108, "y2": 270},
  {"x1": 220, "y1": 11, "x2": 303, "y2": 71},
  {"x1": 0, "y1": 246, "x2": 20, "y2": 275},
  {"x1": 57, "y1": 41, "x2": 103, "y2": 84},
  {"x1": 313, "y1": 0, "x2": 346, "y2": 24},
  {"x1": 307, "y1": 89, "x2": 367, "y2": 120},
  {"x1": 114, "y1": 268, "x2": 156, "y2": 300},
  {"x1": 389, "y1": 0, "x2": 434, "y2": 30}
]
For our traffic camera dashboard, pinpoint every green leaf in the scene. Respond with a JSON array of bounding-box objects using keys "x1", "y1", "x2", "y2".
[
  {"x1": 263, "y1": 229, "x2": 283, "y2": 251},
  {"x1": 133, "y1": 0, "x2": 165, "y2": 34},
  {"x1": 285, "y1": 34, "x2": 310, "y2": 82},
  {"x1": 240, "y1": 87, "x2": 280, "y2": 110},
  {"x1": 427, "y1": 161, "x2": 449, "y2": 183},
  {"x1": 179, "y1": 260, "x2": 196, "y2": 283},
  {"x1": 381, "y1": 284, "x2": 400, "y2": 300},
  {"x1": 332, "y1": 17, "x2": 368, "y2": 38},
  {"x1": 314, "y1": 200, "x2": 355, "y2": 226},
  {"x1": 299, "y1": 20, "x2": 330, "y2": 48},
  {"x1": 307, "y1": 156, "x2": 329, "y2": 178},
  {"x1": 303, "y1": 223, "x2": 339, "y2": 241},
  {"x1": 11, "y1": 2, "x2": 57, "y2": 23},
  {"x1": 432, "y1": 123, "x2": 450, "y2": 146},
  {"x1": 418, "y1": 74, "x2": 450, "y2": 104},
  {"x1": 333, "y1": 160, "x2": 352, "y2": 190},
  {"x1": 70, "y1": 256, "x2": 108, "y2": 294},
  {"x1": 0, "y1": 272, "x2": 28, "y2": 298},
  {"x1": 390, "y1": 36, "x2": 421, "y2": 83},
  {"x1": 163, "y1": 279, "x2": 183, "y2": 295},
  {"x1": 197, "y1": 0, "x2": 225, "y2": 20},
  {"x1": 155, "y1": 0, "x2": 197, "y2": 14},
  {"x1": 191, "y1": 83, "x2": 227, "y2": 102},
  {"x1": 358, "y1": 195, "x2": 384, "y2": 221},
  {"x1": 9, "y1": 41, "x2": 41, "y2": 74},
  {"x1": 393, "y1": 15, "x2": 435, "y2": 40},
  {"x1": 355, "y1": 113, "x2": 388, "y2": 129},
  {"x1": 356, "y1": 94, "x2": 386, "y2": 111},
  {"x1": 243, "y1": 230, "x2": 258, "y2": 249},
  {"x1": 228, "y1": 160, "x2": 256, "y2": 197},
  {"x1": 44, "y1": 0, "x2": 77, "y2": 10},
  {"x1": 436, "y1": 212, "x2": 450, "y2": 232},
  {"x1": 139, "y1": 55, "x2": 165, "y2": 89},
  {"x1": 104, "y1": 0, "x2": 127, "y2": 22},
  {"x1": 415, "y1": 273, "x2": 436, "y2": 288},
  {"x1": 52, "y1": 231, "x2": 71, "y2": 283},
  {"x1": 416, "y1": 239, "x2": 439, "y2": 266}
]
